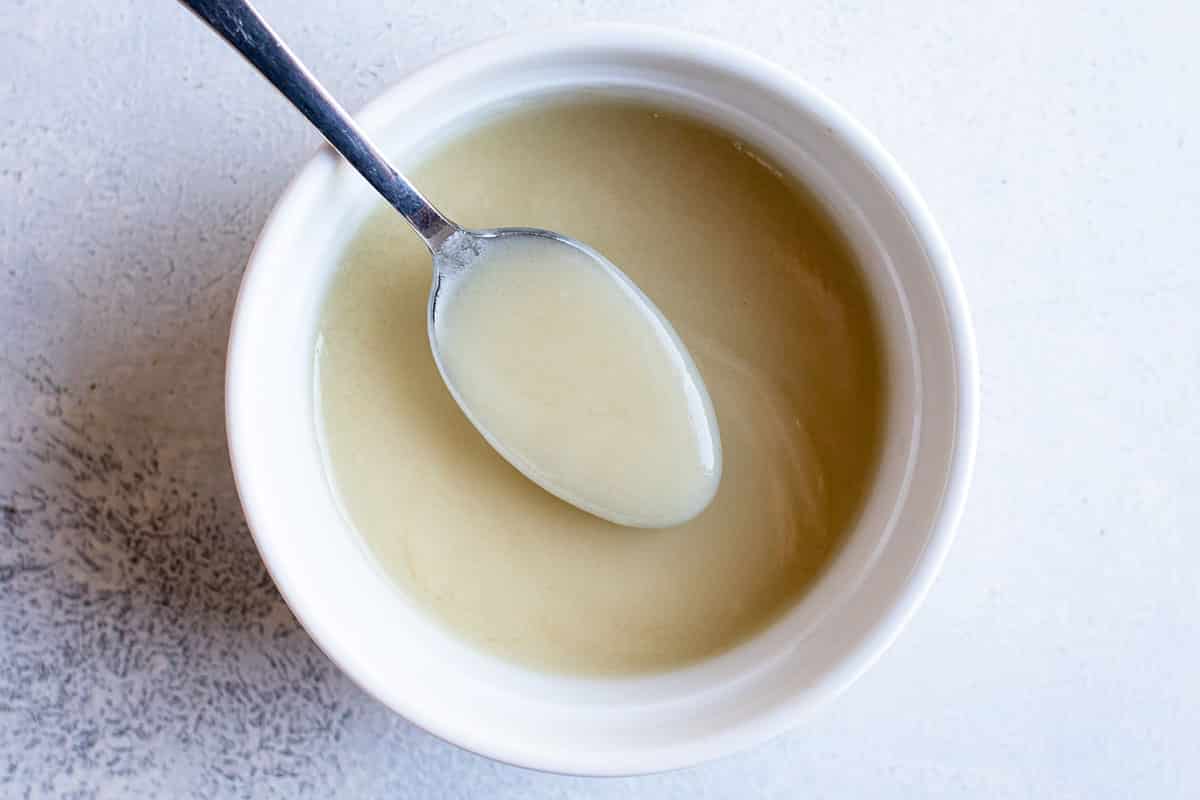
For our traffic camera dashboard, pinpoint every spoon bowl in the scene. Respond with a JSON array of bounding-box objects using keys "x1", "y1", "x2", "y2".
[{"x1": 430, "y1": 227, "x2": 721, "y2": 527}]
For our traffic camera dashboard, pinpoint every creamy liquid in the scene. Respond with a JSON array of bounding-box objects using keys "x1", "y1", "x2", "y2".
[
  {"x1": 317, "y1": 98, "x2": 887, "y2": 675},
  {"x1": 434, "y1": 234, "x2": 720, "y2": 528}
]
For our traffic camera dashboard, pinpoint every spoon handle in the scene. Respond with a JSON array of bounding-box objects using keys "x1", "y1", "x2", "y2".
[{"x1": 178, "y1": 0, "x2": 458, "y2": 249}]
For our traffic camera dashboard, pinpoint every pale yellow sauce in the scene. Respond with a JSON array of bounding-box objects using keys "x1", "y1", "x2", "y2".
[
  {"x1": 434, "y1": 234, "x2": 720, "y2": 528},
  {"x1": 316, "y1": 98, "x2": 887, "y2": 675}
]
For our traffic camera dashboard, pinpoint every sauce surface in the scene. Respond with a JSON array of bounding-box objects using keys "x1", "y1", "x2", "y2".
[
  {"x1": 317, "y1": 98, "x2": 887, "y2": 674},
  {"x1": 434, "y1": 234, "x2": 720, "y2": 528}
]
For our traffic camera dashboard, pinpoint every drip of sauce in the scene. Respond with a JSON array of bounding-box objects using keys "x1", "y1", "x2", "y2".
[{"x1": 433, "y1": 235, "x2": 720, "y2": 528}]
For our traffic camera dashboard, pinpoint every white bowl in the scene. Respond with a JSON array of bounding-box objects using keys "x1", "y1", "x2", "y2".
[{"x1": 226, "y1": 25, "x2": 978, "y2": 776}]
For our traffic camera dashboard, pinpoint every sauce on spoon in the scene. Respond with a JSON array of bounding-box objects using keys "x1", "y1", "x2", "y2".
[{"x1": 433, "y1": 233, "x2": 721, "y2": 528}]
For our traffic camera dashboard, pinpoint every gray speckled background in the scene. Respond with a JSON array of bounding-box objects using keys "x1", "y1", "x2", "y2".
[{"x1": 3, "y1": 0, "x2": 1199, "y2": 797}]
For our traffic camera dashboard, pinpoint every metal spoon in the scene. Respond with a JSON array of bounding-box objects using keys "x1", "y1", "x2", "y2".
[{"x1": 181, "y1": 0, "x2": 722, "y2": 526}]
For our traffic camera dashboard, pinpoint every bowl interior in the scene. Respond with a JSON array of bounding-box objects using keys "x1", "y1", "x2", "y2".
[{"x1": 226, "y1": 28, "x2": 975, "y2": 775}]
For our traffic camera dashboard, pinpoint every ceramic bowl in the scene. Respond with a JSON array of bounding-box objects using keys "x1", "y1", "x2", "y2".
[{"x1": 226, "y1": 25, "x2": 978, "y2": 776}]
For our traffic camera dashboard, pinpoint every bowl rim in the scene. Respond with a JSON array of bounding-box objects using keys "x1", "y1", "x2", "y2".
[{"x1": 225, "y1": 23, "x2": 979, "y2": 775}]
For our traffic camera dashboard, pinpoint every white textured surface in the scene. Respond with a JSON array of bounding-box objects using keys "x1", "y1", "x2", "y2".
[{"x1": 1, "y1": 0, "x2": 1197, "y2": 797}]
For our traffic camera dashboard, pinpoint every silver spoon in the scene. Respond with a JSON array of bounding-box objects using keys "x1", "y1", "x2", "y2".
[{"x1": 181, "y1": 0, "x2": 722, "y2": 526}]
